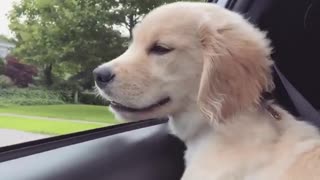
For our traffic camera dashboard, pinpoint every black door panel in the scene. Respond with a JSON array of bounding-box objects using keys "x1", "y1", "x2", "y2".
[{"x1": 0, "y1": 122, "x2": 185, "y2": 180}]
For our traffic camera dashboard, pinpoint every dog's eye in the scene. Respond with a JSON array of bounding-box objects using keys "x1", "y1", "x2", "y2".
[{"x1": 149, "y1": 44, "x2": 173, "y2": 55}]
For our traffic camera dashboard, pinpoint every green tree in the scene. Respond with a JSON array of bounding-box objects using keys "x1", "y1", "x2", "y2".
[
  {"x1": 9, "y1": 0, "x2": 126, "y2": 87},
  {"x1": 9, "y1": 0, "x2": 203, "y2": 88},
  {"x1": 0, "y1": 58, "x2": 4, "y2": 74},
  {"x1": 110, "y1": 0, "x2": 204, "y2": 38},
  {"x1": 0, "y1": 34, "x2": 15, "y2": 44}
]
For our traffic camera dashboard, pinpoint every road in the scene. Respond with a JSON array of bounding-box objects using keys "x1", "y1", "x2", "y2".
[{"x1": 0, "y1": 129, "x2": 50, "y2": 147}]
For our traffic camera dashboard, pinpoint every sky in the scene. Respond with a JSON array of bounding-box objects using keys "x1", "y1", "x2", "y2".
[{"x1": 0, "y1": 0, "x2": 19, "y2": 37}]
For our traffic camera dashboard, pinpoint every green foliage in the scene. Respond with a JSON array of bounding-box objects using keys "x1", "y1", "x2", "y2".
[
  {"x1": 54, "y1": 90, "x2": 73, "y2": 103},
  {"x1": 0, "y1": 59, "x2": 5, "y2": 74},
  {"x1": 8, "y1": 0, "x2": 204, "y2": 88},
  {"x1": 79, "y1": 91, "x2": 107, "y2": 105},
  {"x1": 0, "y1": 75, "x2": 14, "y2": 88},
  {"x1": 9, "y1": 0, "x2": 127, "y2": 87},
  {"x1": 110, "y1": 0, "x2": 204, "y2": 38},
  {"x1": 0, "y1": 34, "x2": 15, "y2": 44},
  {"x1": 0, "y1": 88, "x2": 65, "y2": 106}
]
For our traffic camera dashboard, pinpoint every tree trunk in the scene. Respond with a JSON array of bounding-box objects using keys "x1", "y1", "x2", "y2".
[
  {"x1": 74, "y1": 90, "x2": 79, "y2": 104},
  {"x1": 44, "y1": 63, "x2": 53, "y2": 86},
  {"x1": 129, "y1": 14, "x2": 134, "y2": 39}
]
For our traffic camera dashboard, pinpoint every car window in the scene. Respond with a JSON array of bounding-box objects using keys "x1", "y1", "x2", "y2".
[{"x1": 0, "y1": 0, "x2": 205, "y2": 147}]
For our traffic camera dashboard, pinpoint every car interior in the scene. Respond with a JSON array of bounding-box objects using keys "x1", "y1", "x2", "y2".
[
  {"x1": 0, "y1": 0, "x2": 319, "y2": 179},
  {"x1": 256, "y1": 0, "x2": 320, "y2": 115}
]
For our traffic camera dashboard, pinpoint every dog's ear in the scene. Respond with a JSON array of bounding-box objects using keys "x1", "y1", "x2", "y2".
[{"x1": 197, "y1": 19, "x2": 274, "y2": 124}]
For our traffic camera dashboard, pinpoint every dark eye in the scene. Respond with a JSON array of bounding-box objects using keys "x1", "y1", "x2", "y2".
[{"x1": 149, "y1": 44, "x2": 173, "y2": 55}]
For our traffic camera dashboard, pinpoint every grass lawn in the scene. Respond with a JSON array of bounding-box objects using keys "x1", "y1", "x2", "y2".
[
  {"x1": 0, "y1": 104, "x2": 117, "y2": 124},
  {"x1": 0, "y1": 116, "x2": 105, "y2": 135}
]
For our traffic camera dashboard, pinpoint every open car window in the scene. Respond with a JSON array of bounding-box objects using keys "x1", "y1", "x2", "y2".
[{"x1": 0, "y1": 0, "x2": 205, "y2": 148}]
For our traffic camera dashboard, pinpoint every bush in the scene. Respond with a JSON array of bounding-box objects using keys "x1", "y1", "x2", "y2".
[
  {"x1": 79, "y1": 91, "x2": 107, "y2": 105},
  {"x1": 0, "y1": 88, "x2": 65, "y2": 106},
  {"x1": 0, "y1": 59, "x2": 4, "y2": 74},
  {"x1": 56, "y1": 90, "x2": 74, "y2": 103},
  {"x1": 48, "y1": 80, "x2": 80, "y2": 103},
  {"x1": 4, "y1": 56, "x2": 38, "y2": 87},
  {"x1": 0, "y1": 75, "x2": 13, "y2": 88}
]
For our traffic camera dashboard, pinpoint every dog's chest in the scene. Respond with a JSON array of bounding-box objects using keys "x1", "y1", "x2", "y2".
[
  {"x1": 182, "y1": 152, "x2": 285, "y2": 180},
  {"x1": 181, "y1": 138, "x2": 320, "y2": 180},
  {"x1": 181, "y1": 137, "x2": 283, "y2": 180},
  {"x1": 182, "y1": 151, "x2": 276, "y2": 180}
]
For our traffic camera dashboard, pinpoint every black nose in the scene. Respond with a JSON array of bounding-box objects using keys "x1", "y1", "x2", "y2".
[{"x1": 93, "y1": 67, "x2": 115, "y2": 88}]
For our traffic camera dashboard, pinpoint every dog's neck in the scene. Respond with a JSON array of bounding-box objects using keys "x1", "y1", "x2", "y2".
[
  {"x1": 168, "y1": 104, "x2": 210, "y2": 144},
  {"x1": 169, "y1": 103, "x2": 282, "y2": 147}
]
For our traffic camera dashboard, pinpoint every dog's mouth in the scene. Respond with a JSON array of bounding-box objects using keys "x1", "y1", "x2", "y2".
[{"x1": 108, "y1": 97, "x2": 170, "y2": 113}]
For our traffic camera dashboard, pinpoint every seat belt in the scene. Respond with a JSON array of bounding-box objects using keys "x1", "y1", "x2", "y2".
[
  {"x1": 273, "y1": 65, "x2": 320, "y2": 126},
  {"x1": 223, "y1": 0, "x2": 320, "y2": 125}
]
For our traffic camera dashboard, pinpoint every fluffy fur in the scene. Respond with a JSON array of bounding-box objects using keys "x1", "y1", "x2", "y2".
[{"x1": 96, "y1": 2, "x2": 320, "y2": 180}]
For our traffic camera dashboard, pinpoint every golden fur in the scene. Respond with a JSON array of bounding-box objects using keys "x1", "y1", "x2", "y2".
[{"x1": 96, "y1": 2, "x2": 320, "y2": 180}]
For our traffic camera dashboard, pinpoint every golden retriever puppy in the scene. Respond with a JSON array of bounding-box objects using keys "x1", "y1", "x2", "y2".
[{"x1": 94, "y1": 2, "x2": 320, "y2": 180}]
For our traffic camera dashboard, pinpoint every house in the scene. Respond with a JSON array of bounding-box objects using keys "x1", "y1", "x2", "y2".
[{"x1": 0, "y1": 40, "x2": 15, "y2": 59}]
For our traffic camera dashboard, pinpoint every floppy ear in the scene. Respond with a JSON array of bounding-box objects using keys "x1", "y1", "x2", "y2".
[{"x1": 197, "y1": 20, "x2": 274, "y2": 124}]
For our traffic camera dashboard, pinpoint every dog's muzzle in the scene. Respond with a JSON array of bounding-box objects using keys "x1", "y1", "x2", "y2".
[{"x1": 93, "y1": 67, "x2": 115, "y2": 89}]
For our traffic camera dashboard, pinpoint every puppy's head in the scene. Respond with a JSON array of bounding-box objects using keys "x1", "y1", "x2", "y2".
[{"x1": 94, "y1": 2, "x2": 274, "y2": 123}]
